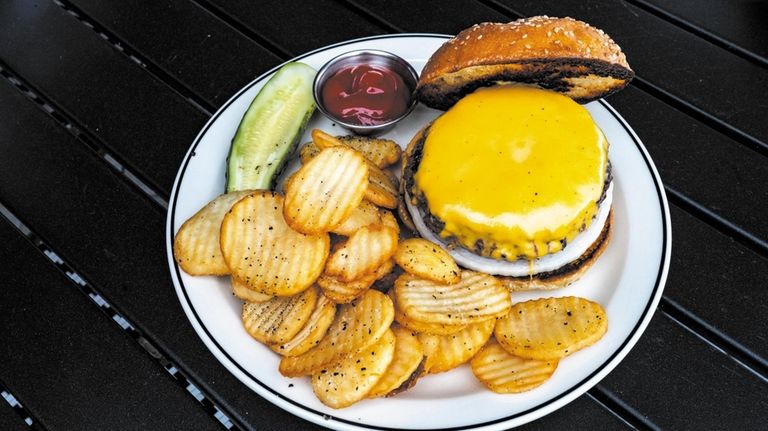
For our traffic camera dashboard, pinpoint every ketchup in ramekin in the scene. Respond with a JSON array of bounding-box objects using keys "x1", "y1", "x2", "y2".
[
  {"x1": 313, "y1": 50, "x2": 419, "y2": 135},
  {"x1": 321, "y1": 64, "x2": 411, "y2": 126}
]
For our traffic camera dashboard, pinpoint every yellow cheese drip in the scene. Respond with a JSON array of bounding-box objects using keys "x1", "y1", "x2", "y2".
[{"x1": 414, "y1": 86, "x2": 607, "y2": 260}]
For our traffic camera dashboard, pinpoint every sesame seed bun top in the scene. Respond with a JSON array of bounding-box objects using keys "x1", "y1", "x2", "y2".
[{"x1": 416, "y1": 16, "x2": 634, "y2": 110}]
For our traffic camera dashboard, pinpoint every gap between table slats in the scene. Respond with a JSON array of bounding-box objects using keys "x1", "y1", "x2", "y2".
[
  {"x1": 0, "y1": 63, "x2": 168, "y2": 210},
  {"x1": 0, "y1": 382, "x2": 42, "y2": 431},
  {"x1": 190, "y1": 0, "x2": 293, "y2": 59},
  {"x1": 625, "y1": 0, "x2": 768, "y2": 69},
  {"x1": 0, "y1": 200, "x2": 238, "y2": 430},
  {"x1": 52, "y1": 0, "x2": 214, "y2": 115}
]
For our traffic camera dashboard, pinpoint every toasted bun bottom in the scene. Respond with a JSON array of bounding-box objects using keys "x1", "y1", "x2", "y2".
[{"x1": 498, "y1": 210, "x2": 612, "y2": 292}]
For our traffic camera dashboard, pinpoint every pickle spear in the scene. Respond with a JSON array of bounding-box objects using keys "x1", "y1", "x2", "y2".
[{"x1": 226, "y1": 62, "x2": 317, "y2": 192}]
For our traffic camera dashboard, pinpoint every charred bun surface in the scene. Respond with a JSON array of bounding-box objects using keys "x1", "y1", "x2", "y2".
[{"x1": 416, "y1": 16, "x2": 634, "y2": 110}]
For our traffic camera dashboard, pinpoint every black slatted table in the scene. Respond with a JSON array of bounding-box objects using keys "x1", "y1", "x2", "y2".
[{"x1": 0, "y1": 1, "x2": 766, "y2": 429}]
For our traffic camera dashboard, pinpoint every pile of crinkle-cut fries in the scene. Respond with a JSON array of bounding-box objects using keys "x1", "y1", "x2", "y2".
[{"x1": 173, "y1": 129, "x2": 607, "y2": 408}]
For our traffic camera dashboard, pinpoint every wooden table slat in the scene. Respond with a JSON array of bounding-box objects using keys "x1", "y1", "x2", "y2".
[
  {"x1": 0, "y1": 398, "x2": 28, "y2": 431},
  {"x1": 600, "y1": 313, "x2": 768, "y2": 430},
  {"x1": 0, "y1": 172, "x2": 219, "y2": 431},
  {"x1": 0, "y1": 220, "x2": 220, "y2": 431},
  {"x1": 63, "y1": 0, "x2": 282, "y2": 109},
  {"x1": 519, "y1": 395, "x2": 629, "y2": 430},
  {"x1": 665, "y1": 206, "x2": 768, "y2": 362},
  {"x1": 202, "y1": 0, "x2": 385, "y2": 55},
  {"x1": 351, "y1": 0, "x2": 507, "y2": 33},
  {"x1": 633, "y1": 0, "x2": 768, "y2": 65},
  {"x1": 0, "y1": 0, "x2": 208, "y2": 193},
  {"x1": 609, "y1": 86, "x2": 768, "y2": 247}
]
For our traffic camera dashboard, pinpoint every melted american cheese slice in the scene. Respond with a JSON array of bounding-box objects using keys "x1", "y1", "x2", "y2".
[{"x1": 414, "y1": 86, "x2": 607, "y2": 260}]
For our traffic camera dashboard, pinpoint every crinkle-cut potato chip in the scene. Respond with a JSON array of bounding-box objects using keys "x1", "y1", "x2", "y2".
[
  {"x1": 311, "y1": 128, "x2": 344, "y2": 150},
  {"x1": 394, "y1": 238, "x2": 460, "y2": 284},
  {"x1": 320, "y1": 258, "x2": 398, "y2": 303},
  {"x1": 394, "y1": 271, "x2": 511, "y2": 326},
  {"x1": 270, "y1": 294, "x2": 336, "y2": 357},
  {"x1": 174, "y1": 190, "x2": 251, "y2": 275},
  {"x1": 310, "y1": 129, "x2": 401, "y2": 168},
  {"x1": 283, "y1": 146, "x2": 368, "y2": 234},
  {"x1": 317, "y1": 272, "x2": 376, "y2": 304},
  {"x1": 397, "y1": 177, "x2": 416, "y2": 232},
  {"x1": 320, "y1": 257, "x2": 390, "y2": 298},
  {"x1": 242, "y1": 285, "x2": 319, "y2": 344},
  {"x1": 279, "y1": 290, "x2": 394, "y2": 377},
  {"x1": 311, "y1": 129, "x2": 398, "y2": 210},
  {"x1": 364, "y1": 162, "x2": 399, "y2": 209},
  {"x1": 389, "y1": 289, "x2": 466, "y2": 335},
  {"x1": 383, "y1": 168, "x2": 399, "y2": 187},
  {"x1": 379, "y1": 209, "x2": 400, "y2": 235},
  {"x1": 325, "y1": 224, "x2": 399, "y2": 282},
  {"x1": 231, "y1": 277, "x2": 272, "y2": 303},
  {"x1": 372, "y1": 260, "x2": 402, "y2": 293},
  {"x1": 394, "y1": 305, "x2": 466, "y2": 335},
  {"x1": 312, "y1": 329, "x2": 396, "y2": 408},
  {"x1": 220, "y1": 191, "x2": 329, "y2": 297},
  {"x1": 372, "y1": 258, "x2": 396, "y2": 281},
  {"x1": 331, "y1": 200, "x2": 381, "y2": 236},
  {"x1": 299, "y1": 141, "x2": 321, "y2": 165},
  {"x1": 471, "y1": 338, "x2": 558, "y2": 393},
  {"x1": 368, "y1": 325, "x2": 425, "y2": 398},
  {"x1": 338, "y1": 135, "x2": 402, "y2": 168},
  {"x1": 495, "y1": 296, "x2": 608, "y2": 360},
  {"x1": 419, "y1": 318, "x2": 495, "y2": 374}
]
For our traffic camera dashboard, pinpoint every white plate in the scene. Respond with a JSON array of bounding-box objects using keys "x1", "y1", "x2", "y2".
[{"x1": 166, "y1": 35, "x2": 671, "y2": 430}]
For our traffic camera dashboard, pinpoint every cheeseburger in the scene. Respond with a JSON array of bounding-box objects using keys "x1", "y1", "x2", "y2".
[{"x1": 401, "y1": 17, "x2": 633, "y2": 290}]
